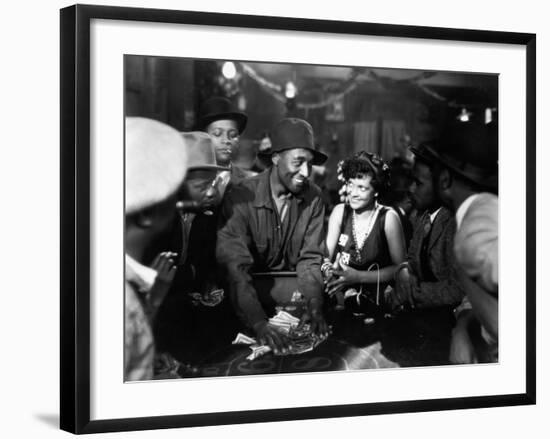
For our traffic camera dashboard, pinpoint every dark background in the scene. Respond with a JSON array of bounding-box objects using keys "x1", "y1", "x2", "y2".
[{"x1": 125, "y1": 55, "x2": 498, "y2": 196}]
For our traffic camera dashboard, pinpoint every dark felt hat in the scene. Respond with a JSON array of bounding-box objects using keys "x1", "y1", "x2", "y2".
[
  {"x1": 270, "y1": 118, "x2": 328, "y2": 166},
  {"x1": 410, "y1": 140, "x2": 441, "y2": 167},
  {"x1": 196, "y1": 96, "x2": 247, "y2": 134},
  {"x1": 425, "y1": 121, "x2": 498, "y2": 190}
]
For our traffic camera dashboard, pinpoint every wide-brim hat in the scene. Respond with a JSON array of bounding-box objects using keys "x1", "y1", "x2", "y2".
[
  {"x1": 410, "y1": 141, "x2": 440, "y2": 166},
  {"x1": 125, "y1": 117, "x2": 188, "y2": 215},
  {"x1": 180, "y1": 131, "x2": 229, "y2": 172},
  {"x1": 270, "y1": 118, "x2": 328, "y2": 166},
  {"x1": 425, "y1": 121, "x2": 498, "y2": 190},
  {"x1": 196, "y1": 96, "x2": 247, "y2": 134}
]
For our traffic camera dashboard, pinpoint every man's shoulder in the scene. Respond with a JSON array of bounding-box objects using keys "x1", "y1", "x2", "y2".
[
  {"x1": 467, "y1": 193, "x2": 498, "y2": 219},
  {"x1": 457, "y1": 193, "x2": 498, "y2": 238},
  {"x1": 301, "y1": 181, "x2": 323, "y2": 203},
  {"x1": 432, "y1": 208, "x2": 456, "y2": 242},
  {"x1": 434, "y1": 207, "x2": 454, "y2": 226},
  {"x1": 231, "y1": 165, "x2": 257, "y2": 181},
  {"x1": 225, "y1": 173, "x2": 263, "y2": 201}
]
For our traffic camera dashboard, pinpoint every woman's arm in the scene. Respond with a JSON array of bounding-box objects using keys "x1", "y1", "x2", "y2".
[
  {"x1": 384, "y1": 208, "x2": 407, "y2": 266},
  {"x1": 325, "y1": 203, "x2": 345, "y2": 260},
  {"x1": 328, "y1": 208, "x2": 406, "y2": 291}
]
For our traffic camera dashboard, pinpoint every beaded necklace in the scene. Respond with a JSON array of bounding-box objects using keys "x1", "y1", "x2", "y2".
[{"x1": 351, "y1": 203, "x2": 381, "y2": 263}]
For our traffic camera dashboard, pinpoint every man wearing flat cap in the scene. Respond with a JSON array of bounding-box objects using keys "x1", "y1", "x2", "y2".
[
  {"x1": 124, "y1": 117, "x2": 188, "y2": 381},
  {"x1": 197, "y1": 96, "x2": 255, "y2": 197},
  {"x1": 216, "y1": 118, "x2": 329, "y2": 354},
  {"x1": 427, "y1": 120, "x2": 499, "y2": 363}
]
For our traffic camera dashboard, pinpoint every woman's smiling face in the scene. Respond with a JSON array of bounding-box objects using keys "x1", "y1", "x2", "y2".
[{"x1": 347, "y1": 174, "x2": 376, "y2": 210}]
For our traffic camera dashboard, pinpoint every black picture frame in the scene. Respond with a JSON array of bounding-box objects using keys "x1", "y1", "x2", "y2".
[{"x1": 60, "y1": 4, "x2": 536, "y2": 434}]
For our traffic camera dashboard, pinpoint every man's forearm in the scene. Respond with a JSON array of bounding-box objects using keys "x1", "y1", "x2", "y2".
[
  {"x1": 296, "y1": 263, "x2": 324, "y2": 304},
  {"x1": 227, "y1": 269, "x2": 268, "y2": 329},
  {"x1": 414, "y1": 279, "x2": 464, "y2": 308}
]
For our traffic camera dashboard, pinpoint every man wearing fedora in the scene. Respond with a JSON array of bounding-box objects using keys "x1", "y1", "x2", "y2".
[
  {"x1": 216, "y1": 118, "x2": 330, "y2": 354},
  {"x1": 391, "y1": 142, "x2": 465, "y2": 311},
  {"x1": 124, "y1": 117, "x2": 189, "y2": 381},
  {"x1": 196, "y1": 96, "x2": 255, "y2": 197},
  {"x1": 426, "y1": 120, "x2": 498, "y2": 363},
  {"x1": 154, "y1": 132, "x2": 241, "y2": 367}
]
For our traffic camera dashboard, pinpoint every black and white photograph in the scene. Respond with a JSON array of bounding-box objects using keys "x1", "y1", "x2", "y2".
[
  {"x1": 51, "y1": 1, "x2": 540, "y2": 435},
  {"x1": 124, "y1": 55, "x2": 499, "y2": 382}
]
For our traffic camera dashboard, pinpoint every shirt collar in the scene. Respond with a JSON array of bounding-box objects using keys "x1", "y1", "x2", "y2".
[{"x1": 252, "y1": 169, "x2": 305, "y2": 209}]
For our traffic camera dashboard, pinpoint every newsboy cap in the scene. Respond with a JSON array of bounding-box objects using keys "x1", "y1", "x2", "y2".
[
  {"x1": 270, "y1": 118, "x2": 328, "y2": 165},
  {"x1": 125, "y1": 117, "x2": 189, "y2": 215}
]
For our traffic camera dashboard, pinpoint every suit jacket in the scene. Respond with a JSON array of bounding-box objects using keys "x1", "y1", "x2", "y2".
[
  {"x1": 392, "y1": 205, "x2": 413, "y2": 250},
  {"x1": 408, "y1": 207, "x2": 465, "y2": 308}
]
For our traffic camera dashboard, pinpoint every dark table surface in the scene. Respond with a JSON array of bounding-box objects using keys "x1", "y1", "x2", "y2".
[{"x1": 155, "y1": 293, "x2": 456, "y2": 378}]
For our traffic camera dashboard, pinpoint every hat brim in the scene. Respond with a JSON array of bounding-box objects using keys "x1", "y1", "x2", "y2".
[
  {"x1": 410, "y1": 145, "x2": 438, "y2": 165},
  {"x1": 424, "y1": 145, "x2": 498, "y2": 190},
  {"x1": 311, "y1": 150, "x2": 328, "y2": 166},
  {"x1": 270, "y1": 147, "x2": 328, "y2": 166},
  {"x1": 197, "y1": 112, "x2": 247, "y2": 134},
  {"x1": 187, "y1": 164, "x2": 230, "y2": 172}
]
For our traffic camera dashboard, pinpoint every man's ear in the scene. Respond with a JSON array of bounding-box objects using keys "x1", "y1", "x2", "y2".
[
  {"x1": 271, "y1": 153, "x2": 280, "y2": 166},
  {"x1": 439, "y1": 168, "x2": 453, "y2": 191}
]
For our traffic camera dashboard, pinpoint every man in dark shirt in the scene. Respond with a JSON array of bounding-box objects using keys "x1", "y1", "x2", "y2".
[{"x1": 217, "y1": 118, "x2": 329, "y2": 354}]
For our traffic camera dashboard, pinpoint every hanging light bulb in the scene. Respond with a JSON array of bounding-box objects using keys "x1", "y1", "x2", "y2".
[
  {"x1": 285, "y1": 81, "x2": 297, "y2": 99},
  {"x1": 221, "y1": 61, "x2": 237, "y2": 79},
  {"x1": 457, "y1": 107, "x2": 471, "y2": 122}
]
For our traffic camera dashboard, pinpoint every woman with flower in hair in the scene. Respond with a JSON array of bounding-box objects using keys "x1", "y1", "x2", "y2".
[{"x1": 323, "y1": 152, "x2": 406, "y2": 317}]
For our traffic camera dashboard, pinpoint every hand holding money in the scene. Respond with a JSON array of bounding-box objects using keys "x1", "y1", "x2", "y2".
[
  {"x1": 299, "y1": 298, "x2": 330, "y2": 340},
  {"x1": 253, "y1": 321, "x2": 291, "y2": 355}
]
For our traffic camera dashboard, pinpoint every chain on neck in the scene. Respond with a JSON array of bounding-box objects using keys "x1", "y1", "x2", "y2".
[{"x1": 351, "y1": 203, "x2": 381, "y2": 262}]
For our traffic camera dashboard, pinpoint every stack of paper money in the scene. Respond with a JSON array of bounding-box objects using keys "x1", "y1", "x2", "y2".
[{"x1": 232, "y1": 311, "x2": 326, "y2": 360}]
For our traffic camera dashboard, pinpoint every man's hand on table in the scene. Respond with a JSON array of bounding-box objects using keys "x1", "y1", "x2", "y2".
[
  {"x1": 393, "y1": 265, "x2": 417, "y2": 311},
  {"x1": 253, "y1": 321, "x2": 291, "y2": 355},
  {"x1": 299, "y1": 299, "x2": 330, "y2": 340}
]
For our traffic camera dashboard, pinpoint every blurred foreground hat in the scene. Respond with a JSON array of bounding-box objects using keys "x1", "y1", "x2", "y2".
[
  {"x1": 125, "y1": 117, "x2": 188, "y2": 215},
  {"x1": 424, "y1": 121, "x2": 498, "y2": 190},
  {"x1": 180, "y1": 131, "x2": 229, "y2": 172},
  {"x1": 270, "y1": 118, "x2": 328, "y2": 166},
  {"x1": 196, "y1": 96, "x2": 247, "y2": 134}
]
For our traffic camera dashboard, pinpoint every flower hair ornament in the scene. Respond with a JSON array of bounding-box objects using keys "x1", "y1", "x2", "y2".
[{"x1": 337, "y1": 151, "x2": 391, "y2": 202}]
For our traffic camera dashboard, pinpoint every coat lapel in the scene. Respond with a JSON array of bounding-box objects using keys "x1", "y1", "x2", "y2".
[{"x1": 427, "y1": 208, "x2": 451, "y2": 251}]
